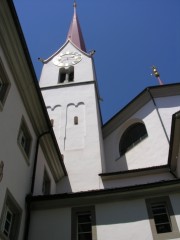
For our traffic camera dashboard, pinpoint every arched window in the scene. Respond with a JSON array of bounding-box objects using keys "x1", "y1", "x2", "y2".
[
  {"x1": 119, "y1": 122, "x2": 147, "y2": 156},
  {"x1": 59, "y1": 66, "x2": 74, "y2": 83},
  {"x1": 59, "y1": 68, "x2": 66, "y2": 83}
]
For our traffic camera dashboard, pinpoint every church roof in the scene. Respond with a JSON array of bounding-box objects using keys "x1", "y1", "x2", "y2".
[
  {"x1": 103, "y1": 83, "x2": 180, "y2": 137},
  {"x1": 66, "y1": 2, "x2": 86, "y2": 52}
]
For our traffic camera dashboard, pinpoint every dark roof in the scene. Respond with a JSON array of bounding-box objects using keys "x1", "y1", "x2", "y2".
[
  {"x1": 29, "y1": 178, "x2": 180, "y2": 206},
  {"x1": 66, "y1": 3, "x2": 86, "y2": 52},
  {"x1": 103, "y1": 83, "x2": 180, "y2": 137}
]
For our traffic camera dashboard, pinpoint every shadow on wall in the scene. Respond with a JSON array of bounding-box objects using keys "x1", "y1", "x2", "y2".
[
  {"x1": 56, "y1": 176, "x2": 72, "y2": 193},
  {"x1": 95, "y1": 196, "x2": 180, "y2": 225}
]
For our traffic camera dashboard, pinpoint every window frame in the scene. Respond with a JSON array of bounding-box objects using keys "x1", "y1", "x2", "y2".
[
  {"x1": 145, "y1": 196, "x2": 180, "y2": 240},
  {"x1": 0, "y1": 59, "x2": 11, "y2": 110},
  {"x1": 17, "y1": 117, "x2": 32, "y2": 163},
  {"x1": 0, "y1": 189, "x2": 22, "y2": 240},
  {"x1": 71, "y1": 206, "x2": 97, "y2": 240}
]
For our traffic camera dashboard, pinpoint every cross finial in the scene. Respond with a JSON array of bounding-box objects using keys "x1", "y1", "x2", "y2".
[
  {"x1": 73, "y1": 1, "x2": 77, "y2": 14},
  {"x1": 73, "y1": 1, "x2": 77, "y2": 9},
  {"x1": 151, "y1": 66, "x2": 164, "y2": 85}
]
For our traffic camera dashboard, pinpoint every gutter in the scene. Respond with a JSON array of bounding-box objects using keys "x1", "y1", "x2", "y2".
[
  {"x1": 28, "y1": 178, "x2": 180, "y2": 205},
  {"x1": 24, "y1": 130, "x2": 52, "y2": 240}
]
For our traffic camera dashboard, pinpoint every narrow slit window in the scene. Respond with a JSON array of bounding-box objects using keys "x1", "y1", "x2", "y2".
[
  {"x1": 50, "y1": 119, "x2": 54, "y2": 127},
  {"x1": 74, "y1": 116, "x2": 78, "y2": 125}
]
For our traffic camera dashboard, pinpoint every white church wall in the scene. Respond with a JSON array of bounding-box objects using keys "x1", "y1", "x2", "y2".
[
  {"x1": 96, "y1": 199, "x2": 153, "y2": 240},
  {"x1": 42, "y1": 83, "x2": 103, "y2": 193},
  {"x1": 47, "y1": 105, "x2": 62, "y2": 141},
  {"x1": 39, "y1": 43, "x2": 94, "y2": 88},
  {"x1": 155, "y1": 96, "x2": 180, "y2": 139},
  {"x1": 103, "y1": 100, "x2": 169, "y2": 174}
]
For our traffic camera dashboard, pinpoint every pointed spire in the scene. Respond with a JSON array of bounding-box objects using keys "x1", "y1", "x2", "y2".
[{"x1": 66, "y1": 1, "x2": 86, "y2": 52}]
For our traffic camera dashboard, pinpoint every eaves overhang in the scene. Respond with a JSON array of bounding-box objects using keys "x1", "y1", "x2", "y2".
[
  {"x1": 42, "y1": 40, "x2": 91, "y2": 64},
  {"x1": 2, "y1": 0, "x2": 67, "y2": 178},
  {"x1": 28, "y1": 178, "x2": 180, "y2": 210},
  {"x1": 103, "y1": 83, "x2": 180, "y2": 138},
  {"x1": 99, "y1": 165, "x2": 170, "y2": 180}
]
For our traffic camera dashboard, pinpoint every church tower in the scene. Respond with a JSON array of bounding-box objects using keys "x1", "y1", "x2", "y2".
[{"x1": 39, "y1": 3, "x2": 104, "y2": 192}]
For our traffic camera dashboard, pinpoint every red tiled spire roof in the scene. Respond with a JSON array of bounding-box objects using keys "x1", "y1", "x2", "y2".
[{"x1": 66, "y1": 2, "x2": 86, "y2": 52}]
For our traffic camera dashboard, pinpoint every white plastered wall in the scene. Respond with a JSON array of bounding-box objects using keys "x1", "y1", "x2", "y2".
[
  {"x1": 40, "y1": 43, "x2": 104, "y2": 193},
  {"x1": 42, "y1": 84, "x2": 103, "y2": 192},
  {"x1": 104, "y1": 95, "x2": 180, "y2": 172},
  {"x1": 0, "y1": 47, "x2": 36, "y2": 240},
  {"x1": 28, "y1": 208, "x2": 71, "y2": 240},
  {"x1": 156, "y1": 96, "x2": 180, "y2": 139},
  {"x1": 39, "y1": 43, "x2": 94, "y2": 88},
  {"x1": 103, "y1": 100, "x2": 170, "y2": 173},
  {"x1": 28, "y1": 193, "x2": 180, "y2": 240}
]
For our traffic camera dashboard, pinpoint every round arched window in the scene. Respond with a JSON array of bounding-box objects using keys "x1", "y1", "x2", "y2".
[{"x1": 119, "y1": 122, "x2": 147, "y2": 155}]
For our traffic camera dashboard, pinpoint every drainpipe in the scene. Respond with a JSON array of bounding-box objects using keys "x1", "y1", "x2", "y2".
[
  {"x1": 24, "y1": 129, "x2": 52, "y2": 240},
  {"x1": 147, "y1": 88, "x2": 170, "y2": 144},
  {"x1": 147, "y1": 89, "x2": 177, "y2": 178}
]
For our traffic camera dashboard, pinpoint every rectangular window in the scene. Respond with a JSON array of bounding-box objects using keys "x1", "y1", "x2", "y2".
[
  {"x1": 78, "y1": 213, "x2": 92, "y2": 240},
  {"x1": 71, "y1": 206, "x2": 97, "y2": 240},
  {"x1": 2, "y1": 207, "x2": 13, "y2": 237},
  {"x1": 151, "y1": 203, "x2": 171, "y2": 234},
  {"x1": 17, "y1": 117, "x2": 32, "y2": 161},
  {"x1": 0, "y1": 189, "x2": 22, "y2": 240},
  {"x1": 146, "y1": 196, "x2": 180, "y2": 240},
  {"x1": 0, "y1": 59, "x2": 11, "y2": 110},
  {"x1": 42, "y1": 169, "x2": 51, "y2": 195}
]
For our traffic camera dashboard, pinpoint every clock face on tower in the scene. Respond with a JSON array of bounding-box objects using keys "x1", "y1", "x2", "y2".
[{"x1": 53, "y1": 51, "x2": 82, "y2": 67}]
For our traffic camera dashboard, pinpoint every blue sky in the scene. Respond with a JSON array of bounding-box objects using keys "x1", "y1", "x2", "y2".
[{"x1": 14, "y1": 0, "x2": 180, "y2": 123}]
